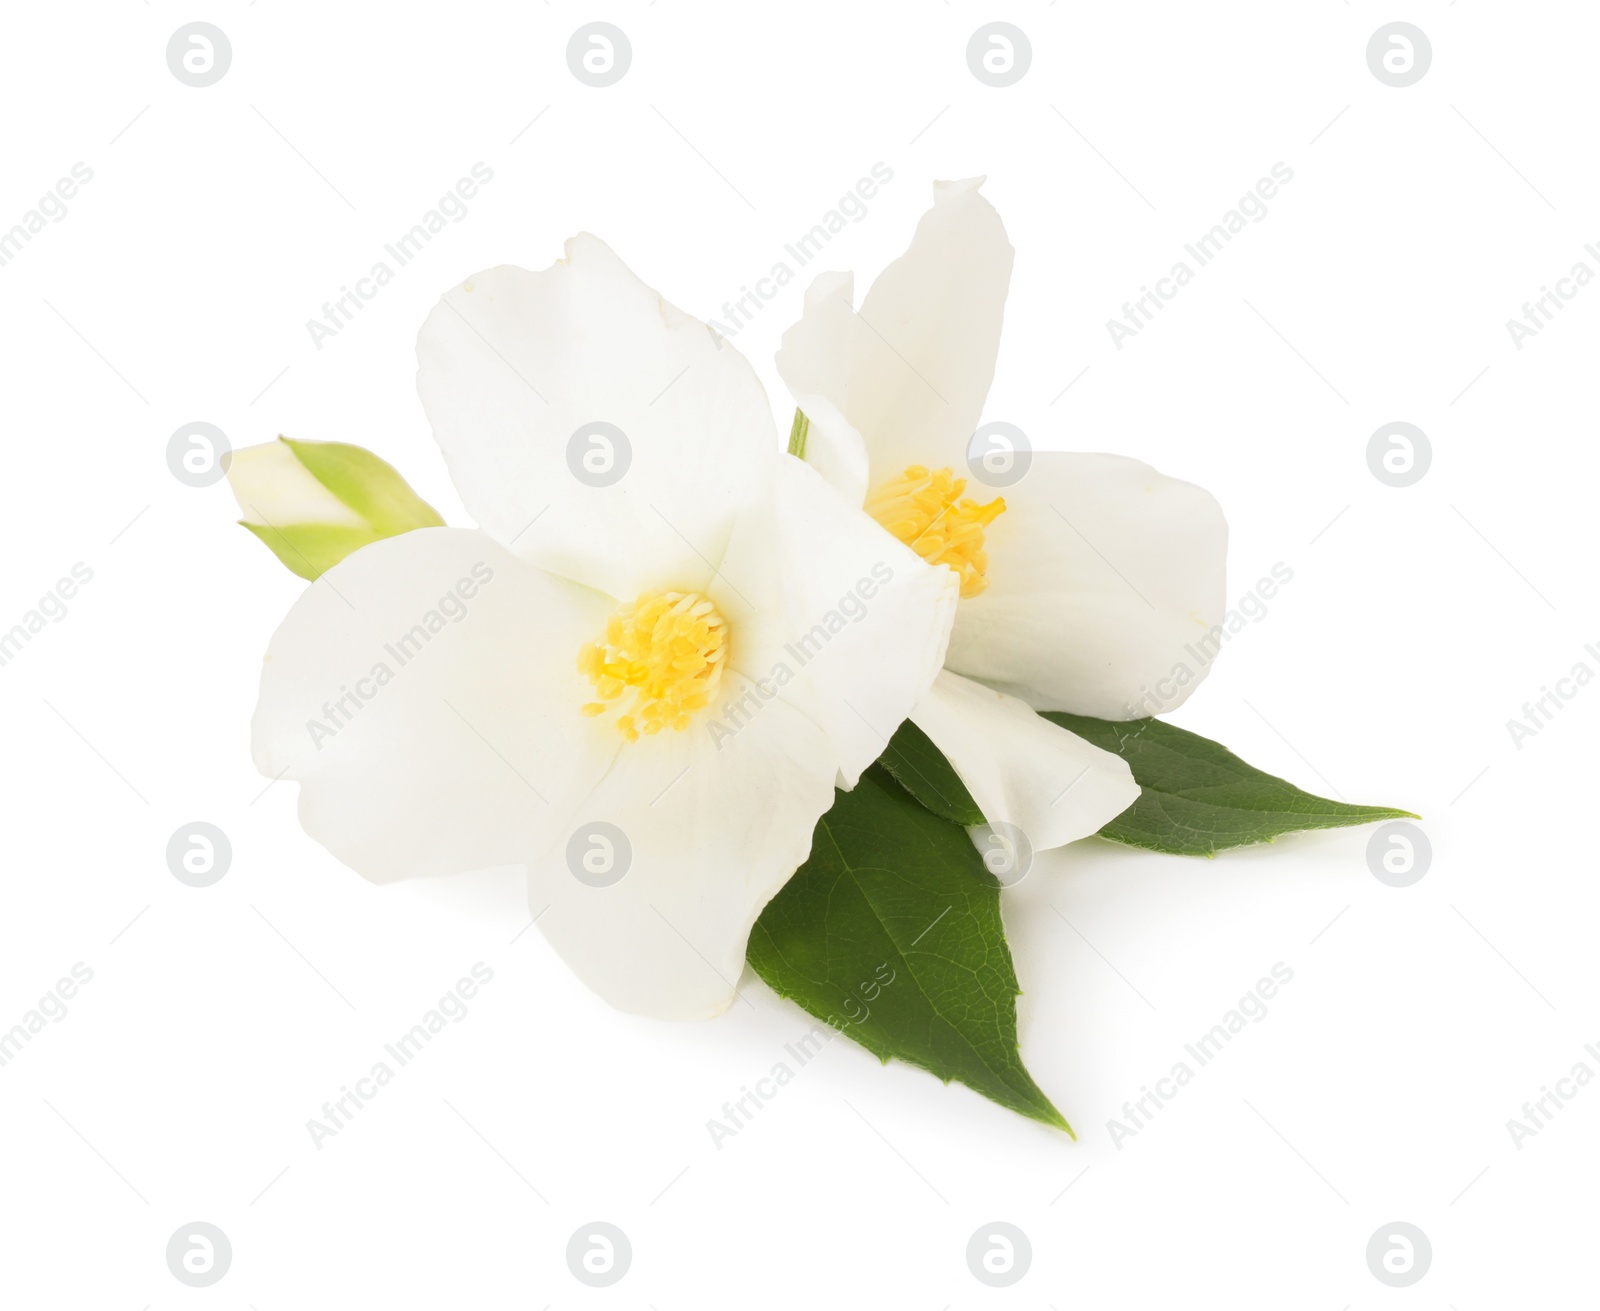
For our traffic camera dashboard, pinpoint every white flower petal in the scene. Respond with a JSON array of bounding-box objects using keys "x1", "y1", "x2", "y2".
[
  {"x1": 415, "y1": 235, "x2": 778, "y2": 598},
  {"x1": 911, "y1": 670, "x2": 1138, "y2": 852},
  {"x1": 773, "y1": 270, "x2": 872, "y2": 506},
  {"x1": 711, "y1": 455, "x2": 959, "y2": 786},
  {"x1": 946, "y1": 452, "x2": 1228, "y2": 719},
  {"x1": 528, "y1": 670, "x2": 835, "y2": 1019},
  {"x1": 251, "y1": 527, "x2": 619, "y2": 883},
  {"x1": 777, "y1": 178, "x2": 1013, "y2": 490}
]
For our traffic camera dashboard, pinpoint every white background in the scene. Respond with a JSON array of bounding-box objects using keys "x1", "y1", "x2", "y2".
[{"x1": 1, "y1": 2, "x2": 1595, "y2": 1306}]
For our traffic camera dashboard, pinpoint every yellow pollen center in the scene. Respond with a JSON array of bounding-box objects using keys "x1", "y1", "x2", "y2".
[
  {"x1": 864, "y1": 464, "x2": 1005, "y2": 598},
  {"x1": 578, "y1": 590, "x2": 728, "y2": 741}
]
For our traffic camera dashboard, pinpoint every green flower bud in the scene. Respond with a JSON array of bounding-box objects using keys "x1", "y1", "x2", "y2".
[{"x1": 228, "y1": 437, "x2": 444, "y2": 580}]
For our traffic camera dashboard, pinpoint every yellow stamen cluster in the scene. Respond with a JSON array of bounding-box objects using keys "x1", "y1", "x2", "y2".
[
  {"x1": 864, "y1": 465, "x2": 1006, "y2": 598},
  {"x1": 578, "y1": 590, "x2": 727, "y2": 741}
]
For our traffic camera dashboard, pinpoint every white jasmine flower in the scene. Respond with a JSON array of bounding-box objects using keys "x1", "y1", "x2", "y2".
[
  {"x1": 247, "y1": 236, "x2": 958, "y2": 1019},
  {"x1": 776, "y1": 178, "x2": 1228, "y2": 853}
]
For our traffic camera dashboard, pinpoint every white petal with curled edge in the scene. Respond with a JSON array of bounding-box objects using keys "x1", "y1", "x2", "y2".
[
  {"x1": 822, "y1": 177, "x2": 1013, "y2": 485},
  {"x1": 527, "y1": 670, "x2": 836, "y2": 1020},
  {"x1": 251, "y1": 527, "x2": 620, "y2": 883},
  {"x1": 946, "y1": 452, "x2": 1228, "y2": 719},
  {"x1": 910, "y1": 670, "x2": 1138, "y2": 853},
  {"x1": 773, "y1": 270, "x2": 872, "y2": 507},
  {"x1": 711, "y1": 455, "x2": 959, "y2": 788},
  {"x1": 415, "y1": 235, "x2": 778, "y2": 599}
]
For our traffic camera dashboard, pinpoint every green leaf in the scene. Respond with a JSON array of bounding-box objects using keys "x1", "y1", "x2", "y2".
[
  {"x1": 877, "y1": 718, "x2": 985, "y2": 826},
  {"x1": 786, "y1": 408, "x2": 810, "y2": 459},
  {"x1": 1042, "y1": 713, "x2": 1417, "y2": 856},
  {"x1": 747, "y1": 766, "x2": 1069, "y2": 1132}
]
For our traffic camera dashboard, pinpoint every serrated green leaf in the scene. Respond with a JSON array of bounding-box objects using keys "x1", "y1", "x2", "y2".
[
  {"x1": 877, "y1": 718, "x2": 986, "y2": 826},
  {"x1": 747, "y1": 766, "x2": 1069, "y2": 1131},
  {"x1": 1042, "y1": 713, "x2": 1417, "y2": 856}
]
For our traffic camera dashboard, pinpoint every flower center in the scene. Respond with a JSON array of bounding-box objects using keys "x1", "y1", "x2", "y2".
[
  {"x1": 864, "y1": 465, "x2": 1005, "y2": 598},
  {"x1": 578, "y1": 590, "x2": 728, "y2": 741}
]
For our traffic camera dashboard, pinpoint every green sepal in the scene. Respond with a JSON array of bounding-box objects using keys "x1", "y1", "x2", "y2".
[
  {"x1": 239, "y1": 520, "x2": 391, "y2": 582},
  {"x1": 278, "y1": 437, "x2": 444, "y2": 539}
]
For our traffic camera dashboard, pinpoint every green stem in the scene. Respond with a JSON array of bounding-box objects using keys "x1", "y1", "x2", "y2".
[{"x1": 786, "y1": 408, "x2": 810, "y2": 460}]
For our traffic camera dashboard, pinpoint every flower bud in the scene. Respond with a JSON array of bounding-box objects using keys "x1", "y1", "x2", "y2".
[{"x1": 228, "y1": 437, "x2": 443, "y2": 580}]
